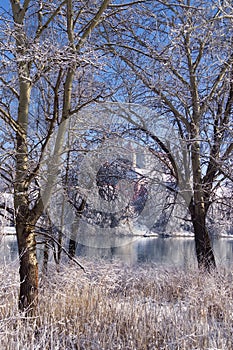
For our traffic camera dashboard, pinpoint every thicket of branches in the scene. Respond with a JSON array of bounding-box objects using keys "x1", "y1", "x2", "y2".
[{"x1": 0, "y1": 0, "x2": 232, "y2": 314}]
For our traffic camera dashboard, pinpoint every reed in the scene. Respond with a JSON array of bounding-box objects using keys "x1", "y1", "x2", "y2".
[{"x1": 0, "y1": 259, "x2": 232, "y2": 349}]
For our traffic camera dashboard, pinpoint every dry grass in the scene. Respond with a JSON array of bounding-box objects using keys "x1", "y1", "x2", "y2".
[{"x1": 0, "y1": 259, "x2": 233, "y2": 349}]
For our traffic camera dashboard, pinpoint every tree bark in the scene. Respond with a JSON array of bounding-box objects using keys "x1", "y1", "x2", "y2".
[
  {"x1": 189, "y1": 201, "x2": 216, "y2": 271},
  {"x1": 16, "y1": 222, "x2": 38, "y2": 314},
  {"x1": 14, "y1": 124, "x2": 39, "y2": 313}
]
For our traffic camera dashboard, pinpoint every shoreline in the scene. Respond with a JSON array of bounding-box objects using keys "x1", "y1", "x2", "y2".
[{"x1": 1, "y1": 230, "x2": 233, "y2": 239}]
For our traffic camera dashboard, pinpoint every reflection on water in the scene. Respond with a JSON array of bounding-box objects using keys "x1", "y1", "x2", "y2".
[
  {"x1": 75, "y1": 236, "x2": 198, "y2": 268},
  {"x1": 74, "y1": 235, "x2": 233, "y2": 268},
  {"x1": 1, "y1": 234, "x2": 233, "y2": 268}
]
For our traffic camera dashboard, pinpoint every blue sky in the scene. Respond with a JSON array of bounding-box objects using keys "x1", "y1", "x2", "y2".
[{"x1": 1, "y1": 1, "x2": 10, "y2": 10}]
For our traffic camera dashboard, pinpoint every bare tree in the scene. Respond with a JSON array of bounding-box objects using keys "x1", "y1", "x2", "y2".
[
  {"x1": 99, "y1": 0, "x2": 233, "y2": 270},
  {"x1": 0, "y1": 0, "x2": 112, "y2": 314}
]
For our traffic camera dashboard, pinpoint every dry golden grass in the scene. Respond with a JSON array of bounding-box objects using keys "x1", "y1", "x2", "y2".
[{"x1": 0, "y1": 259, "x2": 233, "y2": 349}]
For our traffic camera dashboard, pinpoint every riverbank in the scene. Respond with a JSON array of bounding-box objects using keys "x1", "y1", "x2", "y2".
[
  {"x1": 1, "y1": 259, "x2": 233, "y2": 349},
  {"x1": 2, "y1": 225, "x2": 233, "y2": 238}
]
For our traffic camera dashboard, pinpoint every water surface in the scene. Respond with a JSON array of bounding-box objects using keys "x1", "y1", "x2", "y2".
[{"x1": 1, "y1": 234, "x2": 233, "y2": 268}]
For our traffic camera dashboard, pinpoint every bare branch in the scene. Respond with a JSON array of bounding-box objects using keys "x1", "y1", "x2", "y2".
[
  {"x1": 76, "y1": 0, "x2": 111, "y2": 51},
  {"x1": 35, "y1": 0, "x2": 67, "y2": 40},
  {"x1": 38, "y1": 230, "x2": 86, "y2": 272}
]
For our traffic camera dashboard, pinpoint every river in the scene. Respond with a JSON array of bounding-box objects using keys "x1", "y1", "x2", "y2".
[{"x1": 1, "y1": 234, "x2": 233, "y2": 268}]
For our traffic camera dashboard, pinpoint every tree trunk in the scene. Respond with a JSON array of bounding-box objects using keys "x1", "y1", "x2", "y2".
[
  {"x1": 16, "y1": 220, "x2": 38, "y2": 315},
  {"x1": 42, "y1": 240, "x2": 49, "y2": 275},
  {"x1": 68, "y1": 238, "x2": 76, "y2": 257},
  {"x1": 13, "y1": 9, "x2": 37, "y2": 312},
  {"x1": 189, "y1": 119, "x2": 216, "y2": 271},
  {"x1": 68, "y1": 198, "x2": 86, "y2": 257},
  {"x1": 189, "y1": 202, "x2": 216, "y2": 271},
  {"x1": 14, "y1": 126, "x2": 39, "y2": 313}
]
